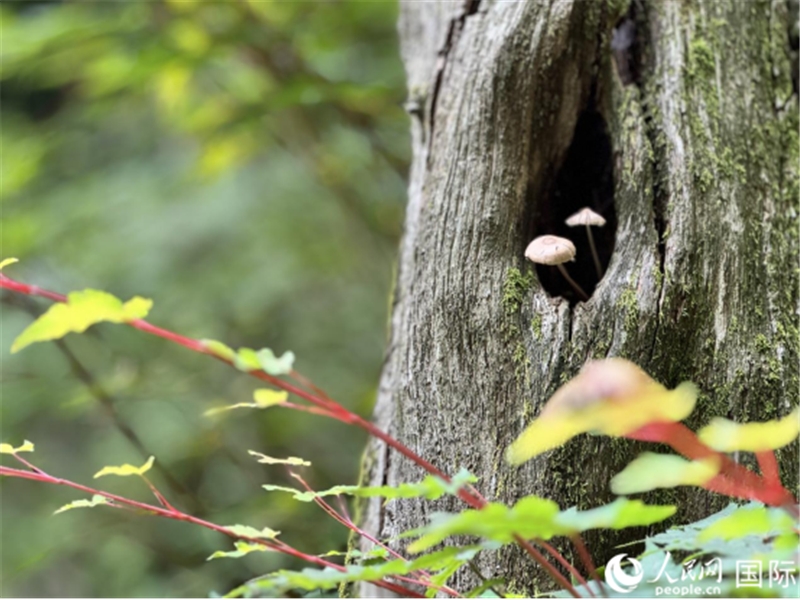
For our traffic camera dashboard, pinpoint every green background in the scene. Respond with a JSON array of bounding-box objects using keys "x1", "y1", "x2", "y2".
[{"x1": 1, "y1": 1, "x2": 408, "y2": 596}]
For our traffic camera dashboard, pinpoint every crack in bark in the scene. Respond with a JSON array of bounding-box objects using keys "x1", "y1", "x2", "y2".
[
  {"x1": 464, "y1": 0, "x2": 480, "y2": 17},
  {"x1": 642, "y1": 98, "x2": 667, "y2": 365},
  {"x1": 377, "y1": 442, "x2": 391, "y2": 538},
  {"x1": 634, "y1": 4, "x2": 667, "y2": 278},
  {"x1": 567, "y1": 304, "x2": 574, "y2": 343},
  {"x1": 426, "y1": 2, "x2": 480, "y2": 165},
  {"x1": 633, "y1": 1, "x2": 668, "y2": 365}
]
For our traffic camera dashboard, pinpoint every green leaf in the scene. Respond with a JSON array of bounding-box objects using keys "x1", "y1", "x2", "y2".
[
  {"x1": 466, "y1": 579, "x2": 507, "y2": 598},
  {"x1": 263, "y1": 483, "x2": 359, "y2": 502},
  {"x1": 408, "y1": 496, "x2": 562, "y2": 553},
  {"x1": 698, "y1": 408, "x2": 800, "y2": 452},
  {"x1": 562, "y1": 503, "x2": 800, "y2": 598},
  {"x1": 233, "y1": 347, "x2": 261, "y2": 371},
  {"x1": 554, "y1": 498, "x2": 676, "y2": 532},
  {"x1": 424, "y1": 547, "x2": 482, "y2": 597},
  {"x1": 408, "y1": 497, "x2": 676, "y2": 554},
  {"x1": 505, "y1": 359, "x2": 698, "y2": 464},
  {"x1": 207, "y1": 541, "x2": 271, "y2": 561},
  {"x1": 256, "y1": 348, "x2": 295, "y2": 375},
  {"x1": 248, "y1": 450, "x2": 310, "y2": 467},
  {"x1": 230, "y1": 346, "x2": 295, "y2": 376},
  {"x1": 252, "y1": 389, "x2": 288, "y2": 407},
  {"x1": 0, "y1": 440, "x2": 34, "y2": 454},
  {"x1": 317, "y1": 548, "x2": 389, "y2": 560},
  {"x1": 355, "y1": 468, "x2": 478, "y2": 501},
  {"x1": 93, "y1": 455, "x2": 155, "y2": 478},
  {"x1": 54, "y1": 494, "x2": 110, "y2": 514},
  {"x1": 645, "y1": 502, "x2": 798, "y2": 563},
  {"x1": 224, "y1": 545, "x2": 489, "y2": 597},
  {"x1": 204, "y1": 389, "x2": 288, "y2": 416},
  {"x1": 222, "y1": 524, "x2": 280, "y2": 539},
  {"x1": 698, "y1": 506, "x2": 796, "y2": 542},
  {"x1": 200, "y1": 339, "x2": 237, "y2": 361},
  {"x1": 263, "y1": 469, "x2": 477, "y2": 503},
  {"x1": 0, "y1": 257, "x2": 19, "y2": 270},
  {"x1": 120, "y1": 297, "x2": 152, "y2": 319},
  {"x1": 610, "y1": 453, "x2": 720, "y2": 494},
  {"x1": 11, "y1": 289, "x2": 153, "y2": 353}
]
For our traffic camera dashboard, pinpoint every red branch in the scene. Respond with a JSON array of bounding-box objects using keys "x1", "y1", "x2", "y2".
[
  {"x1": 288, "y1": 470, "x2": 462, "y2": 598},
  {"x1": 627, "y1": 422, "x2": 796, "y2": 508},
  {"x1": 0, "y1": 462, "x2": 421, "y2": 598},
  {"x1": 756, "y1": 451, "x2": 781, "y2": 487},
  {"x1": 0, "y1": 275, "x2": 484, "y2": 508},
  {"x1": 0, "y1": 274, "x2": 581, "y2": 595}
]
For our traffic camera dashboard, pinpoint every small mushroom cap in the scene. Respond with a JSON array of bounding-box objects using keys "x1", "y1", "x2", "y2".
[
  {"x1": 524, "y1": 235, "x2": 576, "y2": 265},
  {"x1": 565, "y1": 207, "x2": 606, "y2": 227}
]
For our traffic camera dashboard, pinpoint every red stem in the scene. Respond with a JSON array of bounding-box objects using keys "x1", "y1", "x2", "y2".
[
  {"x1": 628, "y1": 422, "x2": 796, "y2": 507},
  {"x1": 0, "y1": 274, "x2": 485, "y2": 508},
  {"x1": 571, "y1": 535, "x2": 606, "y2": 598},
  {"x1": 289, "y1": 471, "x2": 462, "y2": 598},
  {"x1": 538, "y1": 539, "x2": 592, "y2": 596},
  {"x1": 0, "y1": 464, "x2": 421, "y2": 598},
  {"x1": 1, "y1": 274, "x2": 580, "y2": 594},
  {"x1": 280, "y1": 402, "x2": 338, "y2": 418},
  {"x1": 756, "y1": 451, "x2": 781, "y2": 486},
  {"x1": 515, "y1": 536, "x2": 580, "y2": 598}
]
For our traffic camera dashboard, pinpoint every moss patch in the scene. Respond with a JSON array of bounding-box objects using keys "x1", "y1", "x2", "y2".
[
  {"x1": 502, "y1": 267, "x2": 535, "y2": 316},
  {"x1": 530, "y1": 313, "x2": 542, "y2": 340},
  {"x1": 502, "y1": 267, "x2": 535, "y2": 384},
  {"x1": 617, "y1": 286, "x2": 639, "y2": 337}
]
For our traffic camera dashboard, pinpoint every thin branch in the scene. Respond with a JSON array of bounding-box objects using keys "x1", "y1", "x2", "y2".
[
  {"x1": 538, "y1": 539, "x2": 593, "y2": 596},
  {"x1": 467, "y1": 560, "x2": 507, "y2": 599},
  {"x1": 0, "y1": 274, "x2": 484, "y2": 509},
  {"x1": 4, "y1": 294, "x2": 203, "y2": 514},
  {"x1": 0, "y1": 463, "x2": 422, "y2": 598},
  {"x1": 0, "y1": 274, "x2": 579, "y2": 595},
  {"x1": 288, "y1": 470, "x2": 461, "y2": 598},
  {"x1": 571, "y1": 535, "x2": 606, "y2": 598},
  {"x1": 514, "y1": 536, "x2": 581, "y2": 598}
]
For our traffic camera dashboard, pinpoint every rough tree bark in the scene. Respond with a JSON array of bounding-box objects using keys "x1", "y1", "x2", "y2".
[{"x1": 361, "y1": 0, "x2": 798, "y2": 595}]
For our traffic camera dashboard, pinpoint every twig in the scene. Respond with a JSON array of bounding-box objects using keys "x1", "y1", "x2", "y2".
[
  {"x1": 0, "y1": 274, "x2": 581, "y2": 595},
  {"x1": 571, "y1": 535, "x2": 605, "y2": 598},
  {"x1": 287, "y1": 470, "x2": 462, "y2": 598},
  {"x1": 3, "y1": 294, "x2": 202, "y2": 514},
  {"x1": 514, "y1": 536, "x2": 581, "y2": 598},
  {"x1": 0, "y1": 462, "x2": 422, "y2": 598},
  {"x1": 538, "y1": 539, "x2": 593, "y2": 596}
]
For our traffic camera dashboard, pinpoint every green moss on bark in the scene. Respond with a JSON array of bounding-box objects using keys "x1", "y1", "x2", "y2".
[{"x1": 502, "y1": 268, "x2": 535, "y2": 384}]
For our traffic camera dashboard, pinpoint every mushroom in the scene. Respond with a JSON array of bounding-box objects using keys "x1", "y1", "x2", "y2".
[
  {"x1": 525, "y1": 235, "x2": 589, "y2": 302},
  {"x1": 565, "y1": 207, "x2": 606, "y2": 279}
]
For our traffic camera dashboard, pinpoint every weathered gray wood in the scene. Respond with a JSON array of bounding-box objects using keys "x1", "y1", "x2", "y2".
[{"x1": 362, "y1": 0, "x2": 798, "y2": 595}]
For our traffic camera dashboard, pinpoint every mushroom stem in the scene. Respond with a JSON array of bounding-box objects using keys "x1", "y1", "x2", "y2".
[
  {"x1": 555, "y1": 264, "x2": 590, "y2": 302},
  {"x1": 584, "y1": 225, "x2": 604, "y2": 279}
]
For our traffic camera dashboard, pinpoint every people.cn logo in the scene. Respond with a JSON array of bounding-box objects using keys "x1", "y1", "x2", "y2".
[{"x1": 605, "y1": 553, "x2": 644, "y2": 593}]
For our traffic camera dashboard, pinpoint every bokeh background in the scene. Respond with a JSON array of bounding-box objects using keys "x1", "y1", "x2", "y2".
[{"x1": 1, "y1": 1, "x2": 408, "y2": 596}]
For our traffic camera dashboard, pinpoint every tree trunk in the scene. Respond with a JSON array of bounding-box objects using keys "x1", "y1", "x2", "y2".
[{"x1": 362, "y1": 0, "x2": 798, "y2": 595}]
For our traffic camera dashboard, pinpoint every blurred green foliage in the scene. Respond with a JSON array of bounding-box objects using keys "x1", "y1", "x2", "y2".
[{"x1": 0, "y1": 1, "x2": 408, "y2": 596}]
